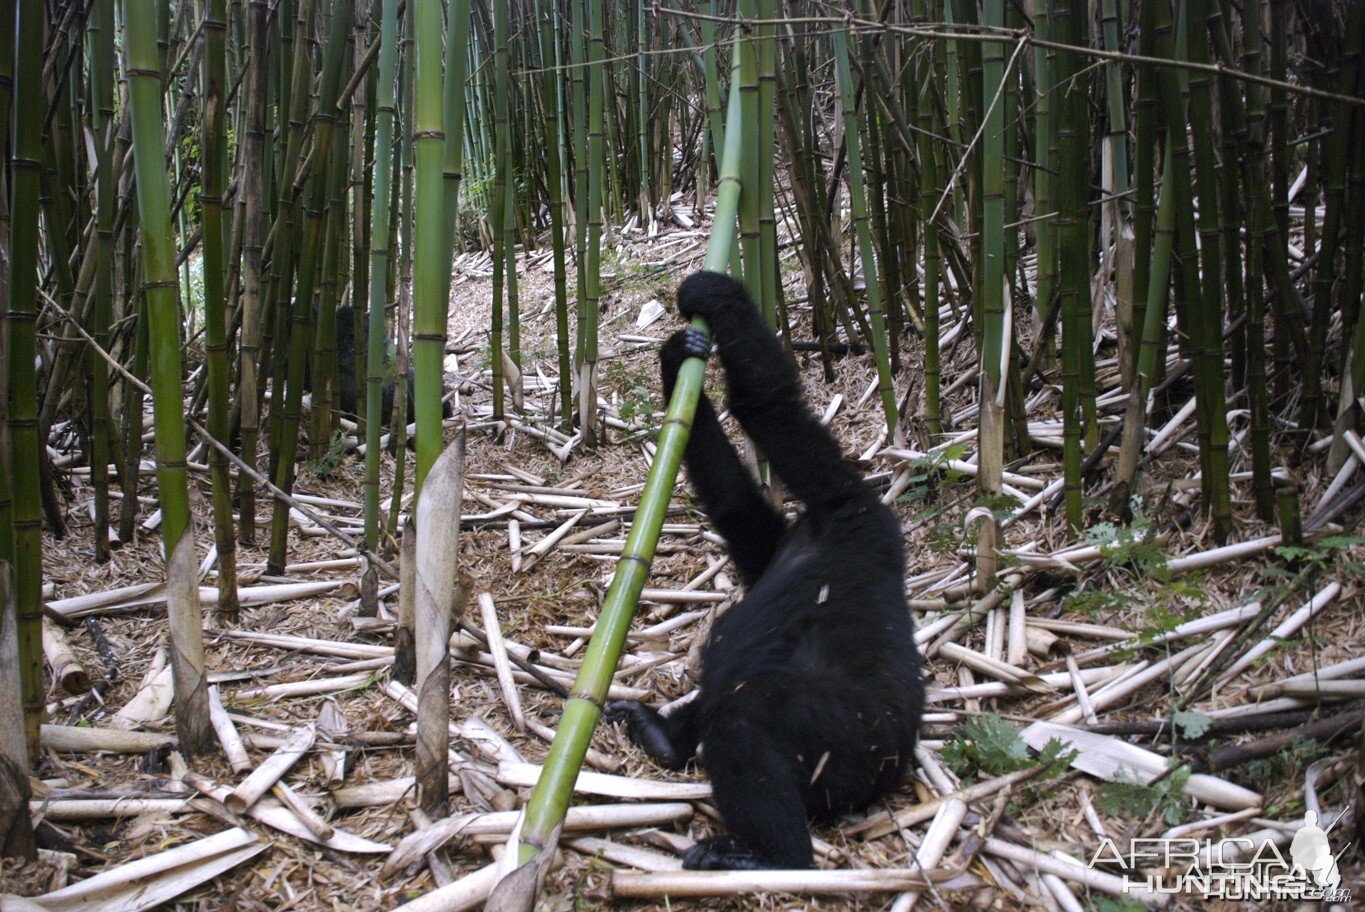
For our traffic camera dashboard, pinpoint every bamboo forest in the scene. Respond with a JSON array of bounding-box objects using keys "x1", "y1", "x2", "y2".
[{"x1": 0, "y1": 0, "x2": 1363, "y2": 908}]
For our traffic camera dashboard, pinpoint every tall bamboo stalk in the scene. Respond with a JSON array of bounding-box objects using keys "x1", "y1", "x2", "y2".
[
  {"x1": 513, "y1": 67, "x2": 746, "y2": 877},
  {"x1": 366, "y1": 0, "x2": 400, "y2": 553},
  {"x1": 413, "y1": 0, "x2": 449, "y2": 488},
  {"x1": 832, "y1": 29, "x2": 897, "y2": 439},
  {"x1": 122, "y1": 0, "x2": 213, "y2": 755},
  {"x1": 6, "y1": 0, "x2": 48, "y2": 759},
  {"x1": 200, "y1": 0, "x2": 239, "y2": 617}
]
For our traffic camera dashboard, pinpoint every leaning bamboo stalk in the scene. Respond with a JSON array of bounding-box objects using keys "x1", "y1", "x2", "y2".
[
  {"x1": 225, "y1": 723, "x2": 316, "y2": 814},
  {"x1": 510, "y1": 69, "x2": 746, "y2": 874}
]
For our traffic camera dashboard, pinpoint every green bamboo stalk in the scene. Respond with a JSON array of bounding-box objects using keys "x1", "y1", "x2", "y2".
[
  {"x1": 489, "y1": 0, "x2": 511, "y2": 423},
  {"x1": 832, "y1": 29, "x2": 897, "y2": 439},
  {"x1": 366, "y1": 0, "x2": 400, "y2": 553},
  {"x1": 578, "y1": 0, "x2": 607, "y2": 448},
  {"x1": 979, "y1": 0, "x2": 1009, "y2": 491},
  {"x1": 6, "y1": 0, "x2": 48, "y2": 759},
  {"x1": 89, "y1": 0, "x2": 116, "y2": 564},
  {"x1": 267, "y1": 0, "x2": 352, "y2": 573},
  {"x1": 236, "y1": 0, "x2": 270, "y2": 547},
  {"x1": 413, "y1": 0, "x2": 449, "y2": 488},
  {"x1": 513, "y1": 69, "x2": 745, "y2": 874},
  {"x1": 1054, "y1": 0, "x2": 1091, "y2": 531},
  {"x1": 917, "y1": 2, "x2": 943, "y2": 436},
  {"x1": 122, "y1": 0, "x2": 213, "y2": 755},
  {"x1": 200, "y1": 0, "x2": 240, "y2": 617},
  {"x1": 538, "y1": 0, "x2": 574, "y2": 432}
]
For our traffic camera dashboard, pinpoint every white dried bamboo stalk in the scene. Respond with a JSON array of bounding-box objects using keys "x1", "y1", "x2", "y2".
[
  {"x1": 1007, "y1": 589, "x2": 1027, "y2": 666},
  {"x1": 1164, "y1": 533, "x2": 1284, "y2": 575},
  {"x1": 33, "y1": 797, "x2": 191, "y2": 820},
  {"x1": 206, "y1": 685, "x2": 250, "y2": 772},
  {"x1": 234, "y1": 670, "x2": 374, "y2": 702},
  {"x1": 41, "y1": 617, "x2": 90, "y2": 695},
  {"x1": 889, "y1": 797, "x2": 968, "y2": 912},
  {"x1": 1251, "y1": 655, "x2": 1365, "y2": 699},
  {"x1": 566, "y1": 836, "x2": 685, "y2": 872},
  {"x1": 318, "y1": 699, "x2": 348, "y2": 788},
  {"x1": 925, "y1": 665, "x2": 1124, "y2": 703},
  {"x1": 1020, "y1": 721, "x2": 1261, "y2": 809},
  {"x1": 270, "y1": 780, "x2": 333, "y2": 840},
  {"x1": 225, "y1": 723, "x2": 316, "y2": 813},
  {"x1": 388, "y1": 861, "x2": 500, "y2": 912},
  {"x1": 475, "y1": 593, "x2": 524, "y2": 731},
  {"x1": 519, "y1": 509, "x2": 589, "y2": 571},
  {"x1": 508, "y1": 519, "x2": 522, "y2": 572},
  {"x1": 611, "y1": 867, "x2": 964, "y2": 898},
  {"x1": 28, "y1": 827, "x2": 266, "y2": 912},
  {"x1": 382, "y1": 803, "x2": 695, "y2": 875},
  {"x1": 1215, "y1": 582, "x2": 1342, "y2": 685},
  {"x1": 939, "y1": 642, "x2": 1049, "y2": 692},
  {"x1": 188, "y1": 774, "x2": 390, "y2": 853},
  {"x1": 216, "y1": 629, "x2": 392, "y2": 659},
  {"x1": 495, "y1": 760, "x2": 713, "y2": 800},
  {"x1": 983, "y1": 839, "x2": 1166, "y2": 905},
  {"x1": 111, "y1": 663, "x2": 174, "y2": 730},
  {"x1": 40, "y1": 724, "x2": 175, "y2": 754},
  {"x1": 1065, "y1": 655, "x2": 1098, "y2": 725}
]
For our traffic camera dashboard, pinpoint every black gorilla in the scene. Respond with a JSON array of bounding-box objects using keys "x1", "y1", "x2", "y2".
[
  {"x1": 609, "y1": 271, "x2": 924, "y2": 870},
  {"x1": 333, "y1": 305, "x2": 451, "y2": 428}
]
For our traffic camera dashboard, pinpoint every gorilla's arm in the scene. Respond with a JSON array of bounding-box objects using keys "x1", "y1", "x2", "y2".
[
  {"x1": 676, "y1": 272, "x2": 875, "y2": 516},
  {"x1": 661, "y1": 329, "x2": 785, "y2": 586}
]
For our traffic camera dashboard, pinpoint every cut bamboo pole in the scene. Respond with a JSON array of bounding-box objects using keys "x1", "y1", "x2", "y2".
[
  {"x1": 477, "y1": 592, "x2": 525, "y2": 731},
  {"x1": 225, "y1": 723, "x2": 316, "y2": 814},
  {"x1": 41, "y1": 618, "x2": 90, "y2": 695},
  {"x1": 206, "y1": 685, "x2": 250, "y2": 773}
]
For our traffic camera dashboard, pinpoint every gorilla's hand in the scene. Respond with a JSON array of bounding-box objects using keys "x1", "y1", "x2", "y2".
[{"x1": 659, "y1": 327, "x2": 711, "y2": 400}]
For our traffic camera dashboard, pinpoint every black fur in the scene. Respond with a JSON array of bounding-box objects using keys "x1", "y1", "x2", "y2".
[
  {"x1": 609, "y1": 271, "x2": 924, "y2": 870},
  {"x1": 334, "y1": 305, "x2": 451, "y2": 428}
]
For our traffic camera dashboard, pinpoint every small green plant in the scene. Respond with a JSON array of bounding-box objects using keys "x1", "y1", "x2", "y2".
[
  {"x1": 1171, "y1": 710, "x2": 1212, "y2": 739},
  {"x1": 941, "y1": 713, "x2": 1074, "y2": 783},
  {"x1": 602, "y1": 361, "x2": 655, "y2": 428},
  {"x1": 1086, "y1": 519, "x2": 1169, "y2": 582},
  {"x1": 1243, "y1": 736, "x2": 1327, "y2": 783},
  {"x1": 302, "y1": 430, "x2": 349, "y2": 479},
  {"x1": 1095, "y1": 765, "x2": 1190, "y2": 825},
  {"x1": 897, "y1": 444, "x2": 968, "y2": 506}
]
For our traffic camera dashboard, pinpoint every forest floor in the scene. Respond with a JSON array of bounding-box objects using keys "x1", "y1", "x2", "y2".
[{"x1": 3, "y1": 213, "x2": 1364, "y2": 912}]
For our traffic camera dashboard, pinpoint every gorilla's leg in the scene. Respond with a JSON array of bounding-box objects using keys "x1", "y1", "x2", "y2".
[
  {"x1": 660, "y1": 328, "x2": 785, "y2": 585},
  {"x1": 605, "y1": 698, "x2": 700, "y2": 771},
  {"x1": 689, "y1": 710, "x2": 813, "y2": 869},
  {"x1": 675, "y1": 273, "x2": 874, "y2": 515}
]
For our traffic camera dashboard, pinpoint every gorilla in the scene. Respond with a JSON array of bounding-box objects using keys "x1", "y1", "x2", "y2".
[{"x1": 609, "y1": 271, "x2": 924, "y2": 870}]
